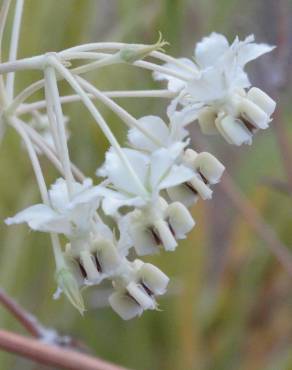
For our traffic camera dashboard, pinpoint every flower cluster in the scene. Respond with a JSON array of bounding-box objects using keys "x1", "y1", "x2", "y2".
[{"x1": 2, "y1": 12, "x2": 275, "y2": 321}]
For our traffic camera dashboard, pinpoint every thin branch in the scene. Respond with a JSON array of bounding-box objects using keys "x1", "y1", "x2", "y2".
[
  {"x1": 6, "y1": 0, "x2": 24, "y2": 100},
  {"x1": 0, "y1": 330, "x2": 128, "y2": 370},
  {"x1": 220, "y1": 173, "x2": 292, "y2": 276},
  {"x1": 16, "y1": 89, "x2": 174, "y2": 114},
  {"x1": 0, "y1": 289, "x2": 41, "y2": 337}
]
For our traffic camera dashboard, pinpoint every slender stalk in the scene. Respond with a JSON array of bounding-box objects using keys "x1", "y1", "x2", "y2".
[
  {"x1": 0, "y1": 0, "x2": 12, "y2": 106},
  {"x1": 6, "y1": 0, "x2": 24, "y2": 100},
  {"x1": 76, "y1": 77, "x2": 163, "y2": 147},
  {"x1": 48, "y1": 56, "x2": 148, "y2": 197},
  {"x1": 0, "y1": 330, "x2": 128, "y2": 370},
  {"x1": 220, "y1": 173, "x2": 292, "y2": 276},
  {"x1": 16, "y1": 89, "x2": 174, "y2": 114},
  {"x1": 44, "y1": 66, "x2": 74, "y2": 194}
]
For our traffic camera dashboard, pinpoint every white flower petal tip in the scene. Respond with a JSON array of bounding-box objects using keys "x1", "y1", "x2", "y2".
[
  {"x1": 167, "y1": 185, "x2": 198, "y2": 207},
  {"x1": 197, "y1": 108, "x2": 218, "y2": 135},
  {"x1": 109, "y1": 291, "x2": 143, "y2": 320},
  {"x1": 215, "y1": 115, "x2": 253, "y2": 146},
  {"x1": 247, "y1": 87, "x2": 276, "y2": 117},
  {"x1": 138, "y1": 263, "x2": 169, "y2": 296},
  {"x1": 126, "y1": 282, "x2": 156, "y2": 310},
  {"x1": 79, "y1": 250, "x2": 101, "y2": 282},
  {"x1": 195, "y1": 33, "x2": 229, "y2": 68},
  {"x1": 165, "y1": 202, "x2": 195, "y2": 238},
  {"x1": 153, "y1": 219, "x2": 178, "y2": 251},
  {"x1": 192, "y1": 151, "x2": 225, "y2": 184},
  {"x1": 238, "y1": 98, "x2": 270, "y2": 130},
  {"x1": 92, "y1": 238, "x2": 121, "y2": 274}
]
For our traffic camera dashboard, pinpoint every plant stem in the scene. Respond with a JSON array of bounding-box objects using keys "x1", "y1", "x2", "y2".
[
  {"x1": 6, "y1": 0, "x2": 24, "y2": 100},
  {"x1": 0, "y1": 330, "x2": 128, "y2": 370},
  {"x1": 0, "y1": 289, "x2": 41, "y2": 337},
  {"x1": 16, "y1": 89, "x2": 174, "y2": 114}
]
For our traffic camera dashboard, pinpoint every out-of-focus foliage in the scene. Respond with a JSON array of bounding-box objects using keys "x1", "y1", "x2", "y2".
[{"x1": 0, "y1": 1, "x2": 292, "y2": 369}]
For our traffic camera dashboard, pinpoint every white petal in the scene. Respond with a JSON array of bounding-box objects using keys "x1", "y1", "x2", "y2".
[
  {"x1": 237, "y1": 40, "x2": 275, "y2": 66},
  {"x1": 193, "y1": 152, "x2": 225, "y2": 184},
  {"x1": 127, "y1": 282, "x2": 155, "y2": 310},
  {"x1": 153, "y1": 219, "x2": 177, "y2": 251},
  {"x1": 238, "y1": 98, "x2": 270, "y2": 129},
  {"x1": 5, "y1": 204, "x2": 72, "y2": 235},
  {"x1": 186, "y1": 67, "x2": 227, "y2": 102},
  {"x1": 215, "y1": 115, "x2": 253, "y2": 146},
  {"x1": 109, "y1": 291, "x2": 143, "y2": 320},
  {"x1": 247, "y1": 87, "x2": 276, "y2": 116},
  {"x1": 197, "y1": 107, "x2": 218, "y2": 135},
  {"x1": 167, "y1": 184, "x2": 198, "y2": 207},
  {"x1": 98, "y1": 148, "x2": 149, "y2": 197},
  {"x1": 159, "y1": 164, "x2": 194, "y2": 190},
  {"x1": 138, "y1": 263, "x2": 169, "y2": 295},
  {"x1": 188, "y1": 174, "x2": 213, "y2": 200},
  {"x1": 195, "y1": 32, "x2": 229, "y2": 68},
  {"x1": 128, "y1": 115, "x2": 169, "y2": 152},
  {"x1": 79, "y1": 250, "x2": 101, "y2": 282},
  {"x1": 130, "y1": 221, "x2": 158, "y2": 256},
  {"x1": 165, "y1": 202, "x2": 195, "y2": 238},
  {"x1": 93, "y1": 238, "x2": 121, "y2": 274}
]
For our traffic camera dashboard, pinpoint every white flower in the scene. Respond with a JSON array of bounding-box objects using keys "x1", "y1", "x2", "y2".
[
  {"x1": 97, "y1": 146, "x2": 194, "y2": 215},
  {"x1": 109, "y1": 259, "x2": 169, "y2": 320},
  {"x1": 167, "y1": 149, "x2": 225, "y2": 206},
  {"x1": 128, "y1": 198, "x2": 195, "y2": 255},
  {"x1": 153, "y1": 33, "x2": 276, "y2": 145},
  {"x1": 5, "y1": 178, "x2": 102, "y2": 238}
]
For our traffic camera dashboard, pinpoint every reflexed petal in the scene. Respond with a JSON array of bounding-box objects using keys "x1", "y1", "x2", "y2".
[
  {"x1": 215, "y1": 115, "x2": 252, "y2": 146},
  {"x1": 127, "y1": 282, "x2": 155, "y2": 310},
  {"x1": 247, "y1": 87, "x2": 276, "y2": 116},
  {"x1": 165, "y1": 202, "x2": 195, "y2": 238},
  {"x1": 153, "y1": 219, "x2": 177, "y2": 251},
  {"x1": 5, "y1": 204, "x2": 72, "y2": 235},
  {"x1": 167, "y1": 184, "x2": 198, "y2": 207},
  {"x1": 159, "y1": 164, "x2": 194, "y2": 190},
  {"x1": 128, "y1": 115, "x2": 169, "y2": 151},
  {"x1": 193, "y1": 151, "x2": 225, "y2": 184},
  {"x1": 195, "y1": 32, "x2": 229, "y2": 68},
  {"x1": 239, "y1": 98, "x2": 270, "y2": 129},
  {"x1": 109, "y1": 291, "x2": 143, "y2": 320},
  {"x1": 138, "y1": 263, "x2": 169, "y2": 295},
  {"x1": 197, "y1": 107, "x2": 218, "y2": 135},
  {"x1": 97, "y1": 148, "x2": 149, "y2": 196}
]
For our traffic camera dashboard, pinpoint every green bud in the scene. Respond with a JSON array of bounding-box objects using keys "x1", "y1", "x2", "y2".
[
  {"x1": 56, "y1": 268, "x2": 85, "y2": 315},
  {"x1": 119, "y1": 32, "x2": 169, "y2": 63}
]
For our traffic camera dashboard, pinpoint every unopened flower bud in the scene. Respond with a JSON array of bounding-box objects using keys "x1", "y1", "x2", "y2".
[
  {"x1": 119, "y1": 33, "x2": 168, "y2": 63},
  {"x1": 215, "y1": 115, "x2": 252, "y2": 146},
  {"x1": 247, "y1": 87, "x2": 276, "y2": 116},
  {"x1": 56, "y1": 268, "x2": 85, "y2": 315}
]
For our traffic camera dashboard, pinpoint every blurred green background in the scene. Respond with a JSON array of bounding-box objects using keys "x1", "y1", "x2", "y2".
[{"x1": 0, "y1": 0, "x2": 292, "y2": 369}]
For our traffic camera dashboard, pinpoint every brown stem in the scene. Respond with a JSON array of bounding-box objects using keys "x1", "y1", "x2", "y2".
[
  {"x1": 220, "y1": 174, "x2": 292, "y2": 276},
  {"x1": 0, "y1": 329, "x2": 128, "y2": 370},
  {"x1": 0, "y1": 289, "x2": 41, "y2": 337}
]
